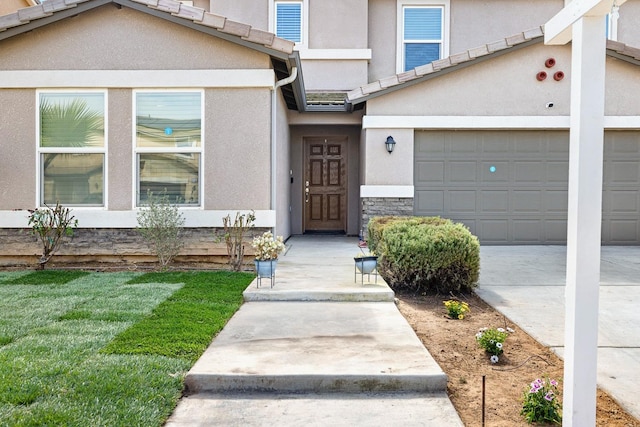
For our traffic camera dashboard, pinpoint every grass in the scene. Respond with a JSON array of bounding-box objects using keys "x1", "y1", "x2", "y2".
[{"x1": 0, "y1": 270, "x2": 253, "y2": 426}]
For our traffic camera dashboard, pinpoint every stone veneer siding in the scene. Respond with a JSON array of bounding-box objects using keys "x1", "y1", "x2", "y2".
[
  {"x1": 361, "y1": 197, "x2": 414, "y2": 237},
  {"x1": 0, "y1": 227, "x2": 268, "y2": 267}
]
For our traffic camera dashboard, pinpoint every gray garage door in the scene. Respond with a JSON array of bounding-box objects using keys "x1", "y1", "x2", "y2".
[{"x1": 414, "y1": 130, "x2": 640, "y2": 244}]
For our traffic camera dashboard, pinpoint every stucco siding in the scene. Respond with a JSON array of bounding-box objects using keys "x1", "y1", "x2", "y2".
[
  {"x1": 309, "y1": 0, "x2": 368, "y2": 49},
  {"x1": 0, "y1": 89, "x2": 36, "y2": 210},
  {"x1": 208, "y1": 1, "x2": 269, "y2": 29},
  {"x1": 206, "y1": 88, "x2": 272, "y2": 210},
  {"x1": 107, "y1": 89, "x2": 133, "y2": 210},
  {"x1": 302, "y1": 60, "x2": 369, "y2": 91},
  {"x1": 0, "y1": 5, "x2": 270, "y2": 71},
  {"x1": 275, "y1": 87, "x2": 292, "y2": 238},
  {"x1": 449, "y1": 0, "x2": 562, "y2": 54},
  {"x1": 366, "y1": 44, "x2": 572, "y2": 116},
  {"x1": 618, "y1": 0, "x2": 640, "y2": 44}
]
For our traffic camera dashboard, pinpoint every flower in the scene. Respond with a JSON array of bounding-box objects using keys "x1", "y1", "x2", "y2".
[
  {"x1": 476, "y1": 327, "x2": 510, "y2": 362},
  {"x1": 521, "y1": 378, "x2": 562, "y2": 424},
  {"x1": 251, "y1": 231, "x2": 285, "y2": 261},
  {"x1": 443, "y1": 300, "x2": 470, "y2": 320},
  {"x1": 497, "y1": 328, "x2": 505, "y2": 332}
]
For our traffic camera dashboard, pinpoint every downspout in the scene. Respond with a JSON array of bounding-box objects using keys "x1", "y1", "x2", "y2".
[{"x1": 271, "y1": 66, "x2": 298, "y2": 233}]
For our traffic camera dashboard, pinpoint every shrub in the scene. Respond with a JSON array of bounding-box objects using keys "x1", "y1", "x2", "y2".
[
  {"x1": 367, "y1": 216, "x2": 449, "y2": 255},
  {"x1": 222, "y1": 211, "x2": 255, "y2": 271},
  {"x1": 137, "y1": 190, "x2": 185, "y2": 269},
  {"x1": 28, "y1": 202, "x2": 78, "y2": 269},
  {"x1": 370, "y1": 216, "x2": 480, "y2": 293},
  {"x1": 521, "y1": 378, "x2": 562, "y2": 424}
]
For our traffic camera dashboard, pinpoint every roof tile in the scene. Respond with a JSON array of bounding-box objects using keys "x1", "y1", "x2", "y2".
[
  {"x1": 468, "y1": 45, "x2": 490, "y2": 59},
  {"x1": 523, "y1": 26, "x2": 544, "y2": 40},
  {"x1": 415, "y1": 62, "x2": 434, "y2": 76},
  {"x1": 220, "y1": 19, "x2": 251, "y2": 38},
  {"x1": 130, "y1": 0, "x2": 159, "y2": 6},
  {"x1": 17, "y1": 5, "x2": 52, "y2": 22},
  {"x1": 243, "y1": 28, "x2": 275, "y2": 46},
  {"x1": 361, "y1": 81, "x2": 382, "y2": 95},
  {"x1": 397, "y1": 69, "x2": 417, "y2": 83},
  {"x1": 42, "y1": 0, "x2": 72, "y2": 13},
  {"x1": 506, "y1": 33, "x2": 526, "y2": 46},
  {"x1": 198, "y1": 12, "x2": 225, "y2": 28},
  {"x1": 172, "y1": 3, "x2": 204, "y2": 21},
  {"x1": 450, "y1": 51, "x2": 470, "y2": 65},
  {"x1": 346, "y1": 87, "x2": 364, "y2": 102},
  {"x1": 432, "y1": 57, "x2": 451, "y2": 71},
  {"x1": 607, "y1": 39, "x2": 627, "y2": 53},
  {"x1": 267, "y1": 36, "x2": 295, "y2": 54},
  {"x1": 487, "y1": 39, "x2": 510, "y2": 53},
  {"x1": 379, "y1": 75, "x2": 400, "y2": 88},
  {"x1": 0, "y1": 13, "x2": 23, "y2": 30},
  {"x1": 153, "y1": 0, "x2": 180, "y2": 14}
]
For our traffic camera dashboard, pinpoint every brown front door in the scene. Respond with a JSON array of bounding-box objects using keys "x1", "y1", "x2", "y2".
[{"x1": 304, "y1": 137, "x2": 347, "y2": 233}]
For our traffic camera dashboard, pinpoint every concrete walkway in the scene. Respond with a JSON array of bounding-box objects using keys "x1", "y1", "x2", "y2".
[
  {"x1": 166, "y1": 236, "x2": 463, "y2": 426},
  {"x1": 476, "y1": 246, "x2": 640, "y2": 421}
]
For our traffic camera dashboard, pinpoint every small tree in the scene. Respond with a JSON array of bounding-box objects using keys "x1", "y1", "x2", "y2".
[
  {"x1": 28, "y1": 202, "x2": 78, "y2": 269},
  {"x1": 222, "y1": 211, "x2": 255, "y2": 271},
  {"x1": 137, "y1": 190, "x2": 185, "y2": 269}
]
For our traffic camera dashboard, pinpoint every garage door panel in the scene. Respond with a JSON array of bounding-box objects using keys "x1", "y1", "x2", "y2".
[
  {"x1": 480, "y1": 190, "x2": 508, "y2": 213},
  {"x1": 414, "y1": 130, "x2": 640, "y2": 244},
  {"x1": 478, "y1": 220, "x2": 509, "y2": 243},
  {"x1": 606, "y1": 161, "x2": 640, "y2": 184},
  {"x1": 545, "y1": 220, "x2": 568, "y2": 243},
  {"x1": 449, "y1": 162, "x2": 477, "y2": 183},
  {"x1": 605, "y1": 191, "x2": 639, "y2": 214},
  {"x1": 514, "y1": 162, "x2": 545, "y2": 183},
  {"x1": 546, "y1": 162, "x2": 569, "y2": 183},
  {"x1": 416, "y1": 161, "x2": 445, "y2": 184},
  {"x1": 512, "y1": 190, "x2": 542, "y2": 213},
  {"x1": 449, "y1": 190, "x2": 477, "y2": 213},
  {"x1": 415, "y1": 190, "x2": 444, "y2": 213},
  {"x1": 543, "y1": 190, "x2": 568, "y2": 213},
  {"x1": 481, "y1": 162, "x2": 508, "y2": 183},
  {"x1": 513, "y1": 220, "x2": 542, "y2": 243},
  {"x1": 607, "y1": 220, "x2": 640, "y2": 243}
]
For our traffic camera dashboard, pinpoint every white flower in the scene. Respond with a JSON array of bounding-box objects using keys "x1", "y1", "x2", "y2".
[
  {"x1": 475, "y1": 332, "x2": 483, "y2": 339},
  {"x1": 506, "y1": 327, "x2": 515, "y2": 333},
  {"x1": 497, "y1": 328, "x2": 505, "y2": 333},
  {"x1": 496, "y1": 342, "x2": 503, "y2": 349},
  {"x1": 490, "y1": 355, "x2": 499, "y2": 364}
]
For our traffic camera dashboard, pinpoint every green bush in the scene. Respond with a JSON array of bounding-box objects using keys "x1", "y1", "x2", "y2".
[
  {"x1": 370, "y1": 216, "x2": 480, "y2": 293},
  {"x1": 367, "y1": 216, "x2": 449, "y2": 254}
]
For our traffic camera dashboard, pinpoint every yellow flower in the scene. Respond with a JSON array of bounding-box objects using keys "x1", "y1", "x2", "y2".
[{"x1": 458, "y1": 314, "x2": 464, "y2": 320}]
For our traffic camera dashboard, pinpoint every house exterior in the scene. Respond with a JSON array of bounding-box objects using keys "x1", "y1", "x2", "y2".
[{"x1": 0, "y1": 0, "x2": 639, "y2": 264}]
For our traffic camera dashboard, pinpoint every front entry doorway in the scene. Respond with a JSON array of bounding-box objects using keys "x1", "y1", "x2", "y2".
[{"x1": 303, "y1": 137, "x2": 347, "y2": 233}]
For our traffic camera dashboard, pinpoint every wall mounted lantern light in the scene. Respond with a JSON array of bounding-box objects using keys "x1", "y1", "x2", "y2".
[{"x1": 385, "y1": 136, "x2": 396, "y2": 154}]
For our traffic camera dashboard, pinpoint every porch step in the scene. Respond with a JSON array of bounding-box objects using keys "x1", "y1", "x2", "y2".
[
  {"x1": 165, "y1": 392, "x2": 463, "y2": 426},
  {"x1": 184, "y1": 301, "x2": 448, "y2": 394}
]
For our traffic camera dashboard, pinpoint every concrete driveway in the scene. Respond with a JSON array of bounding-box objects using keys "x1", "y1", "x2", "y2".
[{"x1": 476, "y1": 246, "x2": 640, "y2": 421}]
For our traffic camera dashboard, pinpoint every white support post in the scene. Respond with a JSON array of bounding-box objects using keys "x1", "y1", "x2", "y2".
[
  {"x1": 544, "y1": 0, "x2": 624, "y2": 424},
  {"x1": 562, "y1": 15, "x2": 606, "y2": 426}
]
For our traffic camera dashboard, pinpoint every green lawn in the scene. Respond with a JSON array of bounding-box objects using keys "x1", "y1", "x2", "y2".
[{"x1": 0, "y1": 270, "x2": 253, "y2": 426}]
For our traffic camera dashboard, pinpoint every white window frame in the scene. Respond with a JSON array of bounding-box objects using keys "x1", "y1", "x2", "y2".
[
  {"x1": 396, "y1": 0, "x2": 450, "y2": 73},
  {"x1": 132, "y1": 89, "x2": 204, "y2": 209},
  {"x1": 269, "y1": 0, "x2": 309, "y2": 48},
  {"x1": 36, "y1": 89, "x2": 108, "y2": 208},
  {"x1": 607, "y1": 12, "x2": 619, "y2": 40}
]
